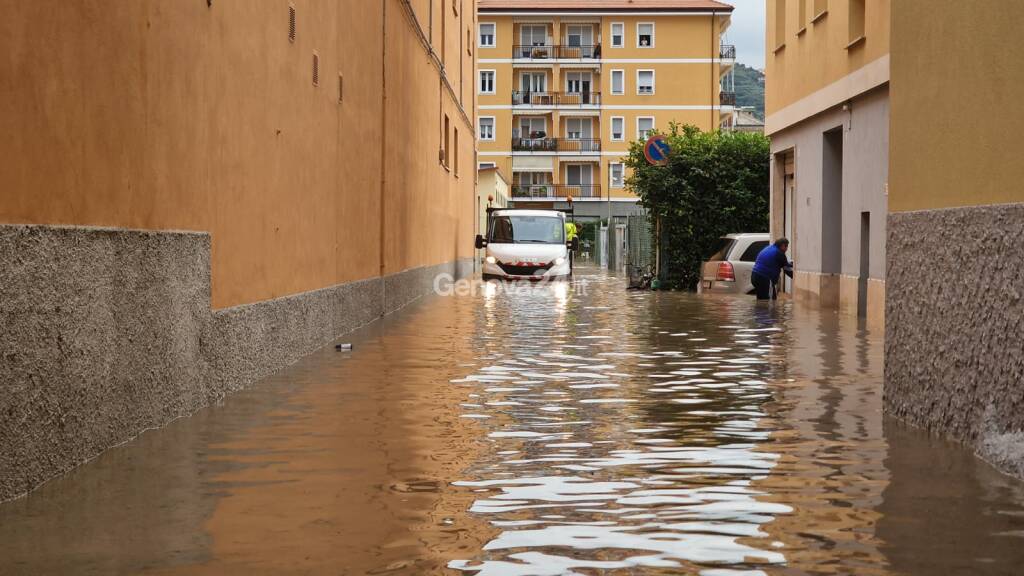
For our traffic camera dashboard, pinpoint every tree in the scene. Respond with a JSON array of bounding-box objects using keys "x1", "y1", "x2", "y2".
[{"x1": 625, "y1": 124, "x2": 770, "y2": 291}]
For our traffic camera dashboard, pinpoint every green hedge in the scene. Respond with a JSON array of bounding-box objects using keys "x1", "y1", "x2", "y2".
[{"x1": 625, "y1": 124, "x2": 770, "y2": 290}]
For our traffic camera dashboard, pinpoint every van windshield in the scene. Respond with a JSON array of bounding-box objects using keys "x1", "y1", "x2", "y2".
[{"x1": 490, "y1": 215, "x2": 564, "y2": 244}]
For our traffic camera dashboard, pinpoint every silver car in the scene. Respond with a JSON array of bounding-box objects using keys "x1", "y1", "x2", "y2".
[{"x1": 698, "y1": 233, "x2": 770, "y2": 295}]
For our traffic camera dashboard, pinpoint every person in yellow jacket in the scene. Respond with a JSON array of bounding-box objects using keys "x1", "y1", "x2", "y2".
[
  {"x1": 564, "y1": 221, "x2": 578, "y2": 242},
  {"x1": 564, "y1": 221, "x2": 578, "y2": 270}
]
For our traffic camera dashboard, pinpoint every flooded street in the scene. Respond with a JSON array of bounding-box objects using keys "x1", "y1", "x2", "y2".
[{"x1": 2, "y1": 269, "x2": 1024, "y2": 575}]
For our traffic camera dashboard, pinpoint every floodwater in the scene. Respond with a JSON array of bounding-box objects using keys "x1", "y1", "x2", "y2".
[{"x1": 2, "y1": 270, "x2": 1024, "y2": 575}]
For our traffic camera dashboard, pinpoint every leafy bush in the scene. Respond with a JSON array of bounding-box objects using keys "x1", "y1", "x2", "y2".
[{"x1": 625, "y1": 124, "x2": 770, "y2": 290}]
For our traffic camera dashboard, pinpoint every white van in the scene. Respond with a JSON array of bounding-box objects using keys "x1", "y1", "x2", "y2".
[{"x1": 475, "y1": 208, "x2": 577, "y2": 281}]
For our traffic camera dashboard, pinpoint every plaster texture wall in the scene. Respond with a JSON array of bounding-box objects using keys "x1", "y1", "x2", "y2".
[
  {"x1": 0, "y1": 224, "x2": 471, "y2": 502},
  {"x1": 886, "y1": 204, "x2": 1024, "y2": 478}
]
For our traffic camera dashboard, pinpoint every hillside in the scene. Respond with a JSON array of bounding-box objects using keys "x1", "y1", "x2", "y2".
[{"x1": 733, "y1": 63, "x2": 765, "y2": 120}]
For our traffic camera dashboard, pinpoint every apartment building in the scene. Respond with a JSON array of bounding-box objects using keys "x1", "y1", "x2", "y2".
[
  {"x1": 886, "y1": 1, "x2": 1024, "y2": 477},
  {"x1": 765, "y1": 0, "x2": 890, "y2": 325},
  {"x1": 476, "y1": 0, "x2": 736, "y2": 222},
  {"x1": 0, "y1": 0, "x2": 476, "y2": 501}
]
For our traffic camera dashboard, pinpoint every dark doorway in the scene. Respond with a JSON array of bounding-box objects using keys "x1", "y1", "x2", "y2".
[
  {"x1": 822, "y1": 128, "x2": 844, "y2": 275},
  {"x1": 858, "y1": 211, "x2": 870, "y2": 317}
]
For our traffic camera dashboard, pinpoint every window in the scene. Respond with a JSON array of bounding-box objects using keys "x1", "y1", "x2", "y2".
[
  {"x1": 637, "y1": 23, "x2": 654, "y2": 47},
  {"x1": 637, "y1": 117, "x2": 655, "y2": 140},
  {"x1": 610, "y1": 69, "x2": 624, "y2": 95},
  {"x1": 479, "y1": 116, "x2": 495, "y2": 141},
  {"x1": 479, "y1": 70, "x2": 495, "y2": 94},
  {"x1": 288, "y1": 3, "x2": 296, "y2": 43},
  {"x1": 566, "y1": 118, "x2": 590, "y2": 140},
  {"x1": 565, "y1": 164, "x2": 592, "y2": 186},
  {"x1": 611, "y1": 22, "x2": 624, "y2": 48},
  {"x1": 520, "y1": 24, "x2": 547, "y2": 46},
  {"x1": 517, "y1": 117, "x2": 546, "y2": 139},
  {"x1": 610, "y1": 116, "x2": 624, "y2": 141},
  {"x1": 774, "y1": 0, "x2": 786, "y2": 49},
  {"x1": 813, "y1": 0, "x2": 828, "y2": 20},
  {"x1": 442, "y1": 114, "x2": 450, "y2": 168},
  {"x1": 609, "y1": 163, "x2": 624, "y2": 188},
  {"x1": 848, "y1": 0, "x2": 866, "y2": 45},
  {"x1": 479, "y1": 23, "x2": 495, "y2": 47},
  {"x1": 740, "y1": 241, "x2": 770, "y2": 262},
  {"x1": 454, "y1": 127, "x2": 460, "y2": 176},
  {"x1": 637, "y1": 70, "x2": 654, "y2": 95}
]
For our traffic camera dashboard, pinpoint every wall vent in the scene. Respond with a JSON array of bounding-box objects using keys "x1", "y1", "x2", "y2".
[
  {"x1": 312, "y1": 52, "x2": 320, "y2": 87},
  {"x1": 338, "y1": 73, "x2": 344, "y2": 103},
  {"x1": 288, "y1": 4, "x2": 296, "y2": 43}
]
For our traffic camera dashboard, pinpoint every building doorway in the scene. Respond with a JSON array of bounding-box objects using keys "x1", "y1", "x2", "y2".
[
  {"x1": 858, "y1": 211, "x2": 870, "y2": 318},
  {"x1": 822, "y1": 128, "x2": 844, "y2": 276}
]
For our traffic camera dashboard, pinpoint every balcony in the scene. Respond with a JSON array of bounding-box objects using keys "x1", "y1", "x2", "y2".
[
  {"x1": 512, "y1": 137, "x2": 602, "y2": 153},
  {"x1": 511, "y1": 91, "x2": 602, "y2": 107},
  {"x1": 513, "y1": 44, "x2": 556, "y2": 59},
  {"x1": 512, "y1": 184, "x2": 601, "y2": 199},
  {"x1": 512, "y1": 44, "x2": 602, "y2": 61},
  {"x1": 720, "y1": 44, "x2": 737, "y2": 59},
  {"x1": 720, "y1": 91, "x2": 737, "y2": 106}
]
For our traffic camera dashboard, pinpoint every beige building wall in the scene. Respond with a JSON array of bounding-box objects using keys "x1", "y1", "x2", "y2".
[
  {"x1": 0, "y1": 0, "x2": 476, "y2": 309},
  {"x1": 0, "y1": 0, "x2": 479, "y2": 500},
  {"x1": 765, "y1": 0, "x2": 890, "y2": 122},
  {"x1": 885, "y1": 0, "x2": 1024, "y2": 481},
  {"x1": 765, "y1": 0, "x2": 889, "y2": 326}
]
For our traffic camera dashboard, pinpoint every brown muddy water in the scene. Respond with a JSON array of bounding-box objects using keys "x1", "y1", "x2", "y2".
[{"x1": 2, "y1": 269, "x2": 1024, "y2": 575}]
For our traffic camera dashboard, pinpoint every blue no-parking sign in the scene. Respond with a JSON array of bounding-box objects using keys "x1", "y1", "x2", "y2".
[{"x1": 643, "y1": 134, "x2": 671, "y2": 166}]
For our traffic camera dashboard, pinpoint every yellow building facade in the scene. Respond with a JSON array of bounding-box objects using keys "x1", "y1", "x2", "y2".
[
  {"x1": 476, "y1": 0, "x2": 735, "y2": 220},
  {"x1": 765, "y1": 0, "x2": 890, "y2": 326}
]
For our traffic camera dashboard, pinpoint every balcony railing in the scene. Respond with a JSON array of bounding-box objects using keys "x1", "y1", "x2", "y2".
[
  {"x1": 558, "y1": 44, "x2": 601, "y2": 59},
  {"x1": 720, "y1": 44, "x2": 737, "y2": 59},
  {"x1": 512, "y1": 184, "x2": 601, "y2": 199},
  {"x1": 555, "y1": 184, "x2": 601, "y2": 198},
  {"x1": 512, "y1": 137, "x2": 602, "y2": 153},
  {"x1": 511, "y1": 91, "x2": 602, "y2": 106},
  {"x1": 512, "y1": 44, "x2": 602, "y2": 60},
  {"x1": 513, "y1": 44, "x2": 556, "y2": 59},
  {"x1": 720, "y1": 91, "x2": 737, "y2": 106}
]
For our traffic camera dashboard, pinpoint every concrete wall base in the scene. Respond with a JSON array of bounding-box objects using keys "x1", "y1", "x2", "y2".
[
  {"x1": 0, "y1": 224, "x2": 472, "y2": 502},
  {"x1": 791, "y1": 270, "x2": 885, "y2": 328},
  {"x1": 886, "y1": 203, "x2": 1024, "y2": 479}
]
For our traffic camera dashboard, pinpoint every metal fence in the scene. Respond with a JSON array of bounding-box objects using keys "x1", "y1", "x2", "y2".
[{"x1": 626, "y1": 212, "x2": 655, "y2": 272}]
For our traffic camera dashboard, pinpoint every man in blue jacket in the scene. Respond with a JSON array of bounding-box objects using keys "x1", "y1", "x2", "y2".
[{"x1": 751, "y1": 238, "x2": 794, "y2": 300}]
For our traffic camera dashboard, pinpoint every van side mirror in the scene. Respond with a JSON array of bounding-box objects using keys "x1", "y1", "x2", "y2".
[{"x1": 475, "y1": 234, "x2": 487, "y2": 249}]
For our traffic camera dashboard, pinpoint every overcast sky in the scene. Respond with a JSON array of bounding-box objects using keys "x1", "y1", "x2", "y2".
[{"x1": 725, "y1": 0, "x2": 766, "y2": 70}]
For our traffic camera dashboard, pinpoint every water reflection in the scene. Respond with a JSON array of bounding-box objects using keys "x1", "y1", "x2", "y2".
[
  {"x1": 448, "y1": 270, "x2": 1024, "y2": 575},
  {"x1": 0, "y1": 269, "x2": 1022, "y2": 575}
]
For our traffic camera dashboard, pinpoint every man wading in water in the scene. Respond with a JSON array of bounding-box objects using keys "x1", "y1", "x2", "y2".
[{"x1": 751, "y1": 238, "x2": 793, "y2": 300}]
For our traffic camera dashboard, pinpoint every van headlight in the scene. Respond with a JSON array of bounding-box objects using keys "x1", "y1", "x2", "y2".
[
  {"x1": 485, "y1": 256, "x2": 497, "y2": 264},
  {"x1": 554, "y1": 257, "x2": 566, "y2": 266}
]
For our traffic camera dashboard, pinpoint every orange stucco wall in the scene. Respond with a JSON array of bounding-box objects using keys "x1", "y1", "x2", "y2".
[{"x1": 0, "y1": 0, "x2": 476, "y2": 309}]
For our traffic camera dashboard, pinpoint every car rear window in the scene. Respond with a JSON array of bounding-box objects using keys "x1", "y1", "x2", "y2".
[
  {"x1": 706, "y1": 238, "x2": 735, "y2": 262},
  {"x1": 739, "y1": 241, "x2": 769, "y2": 262}
]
